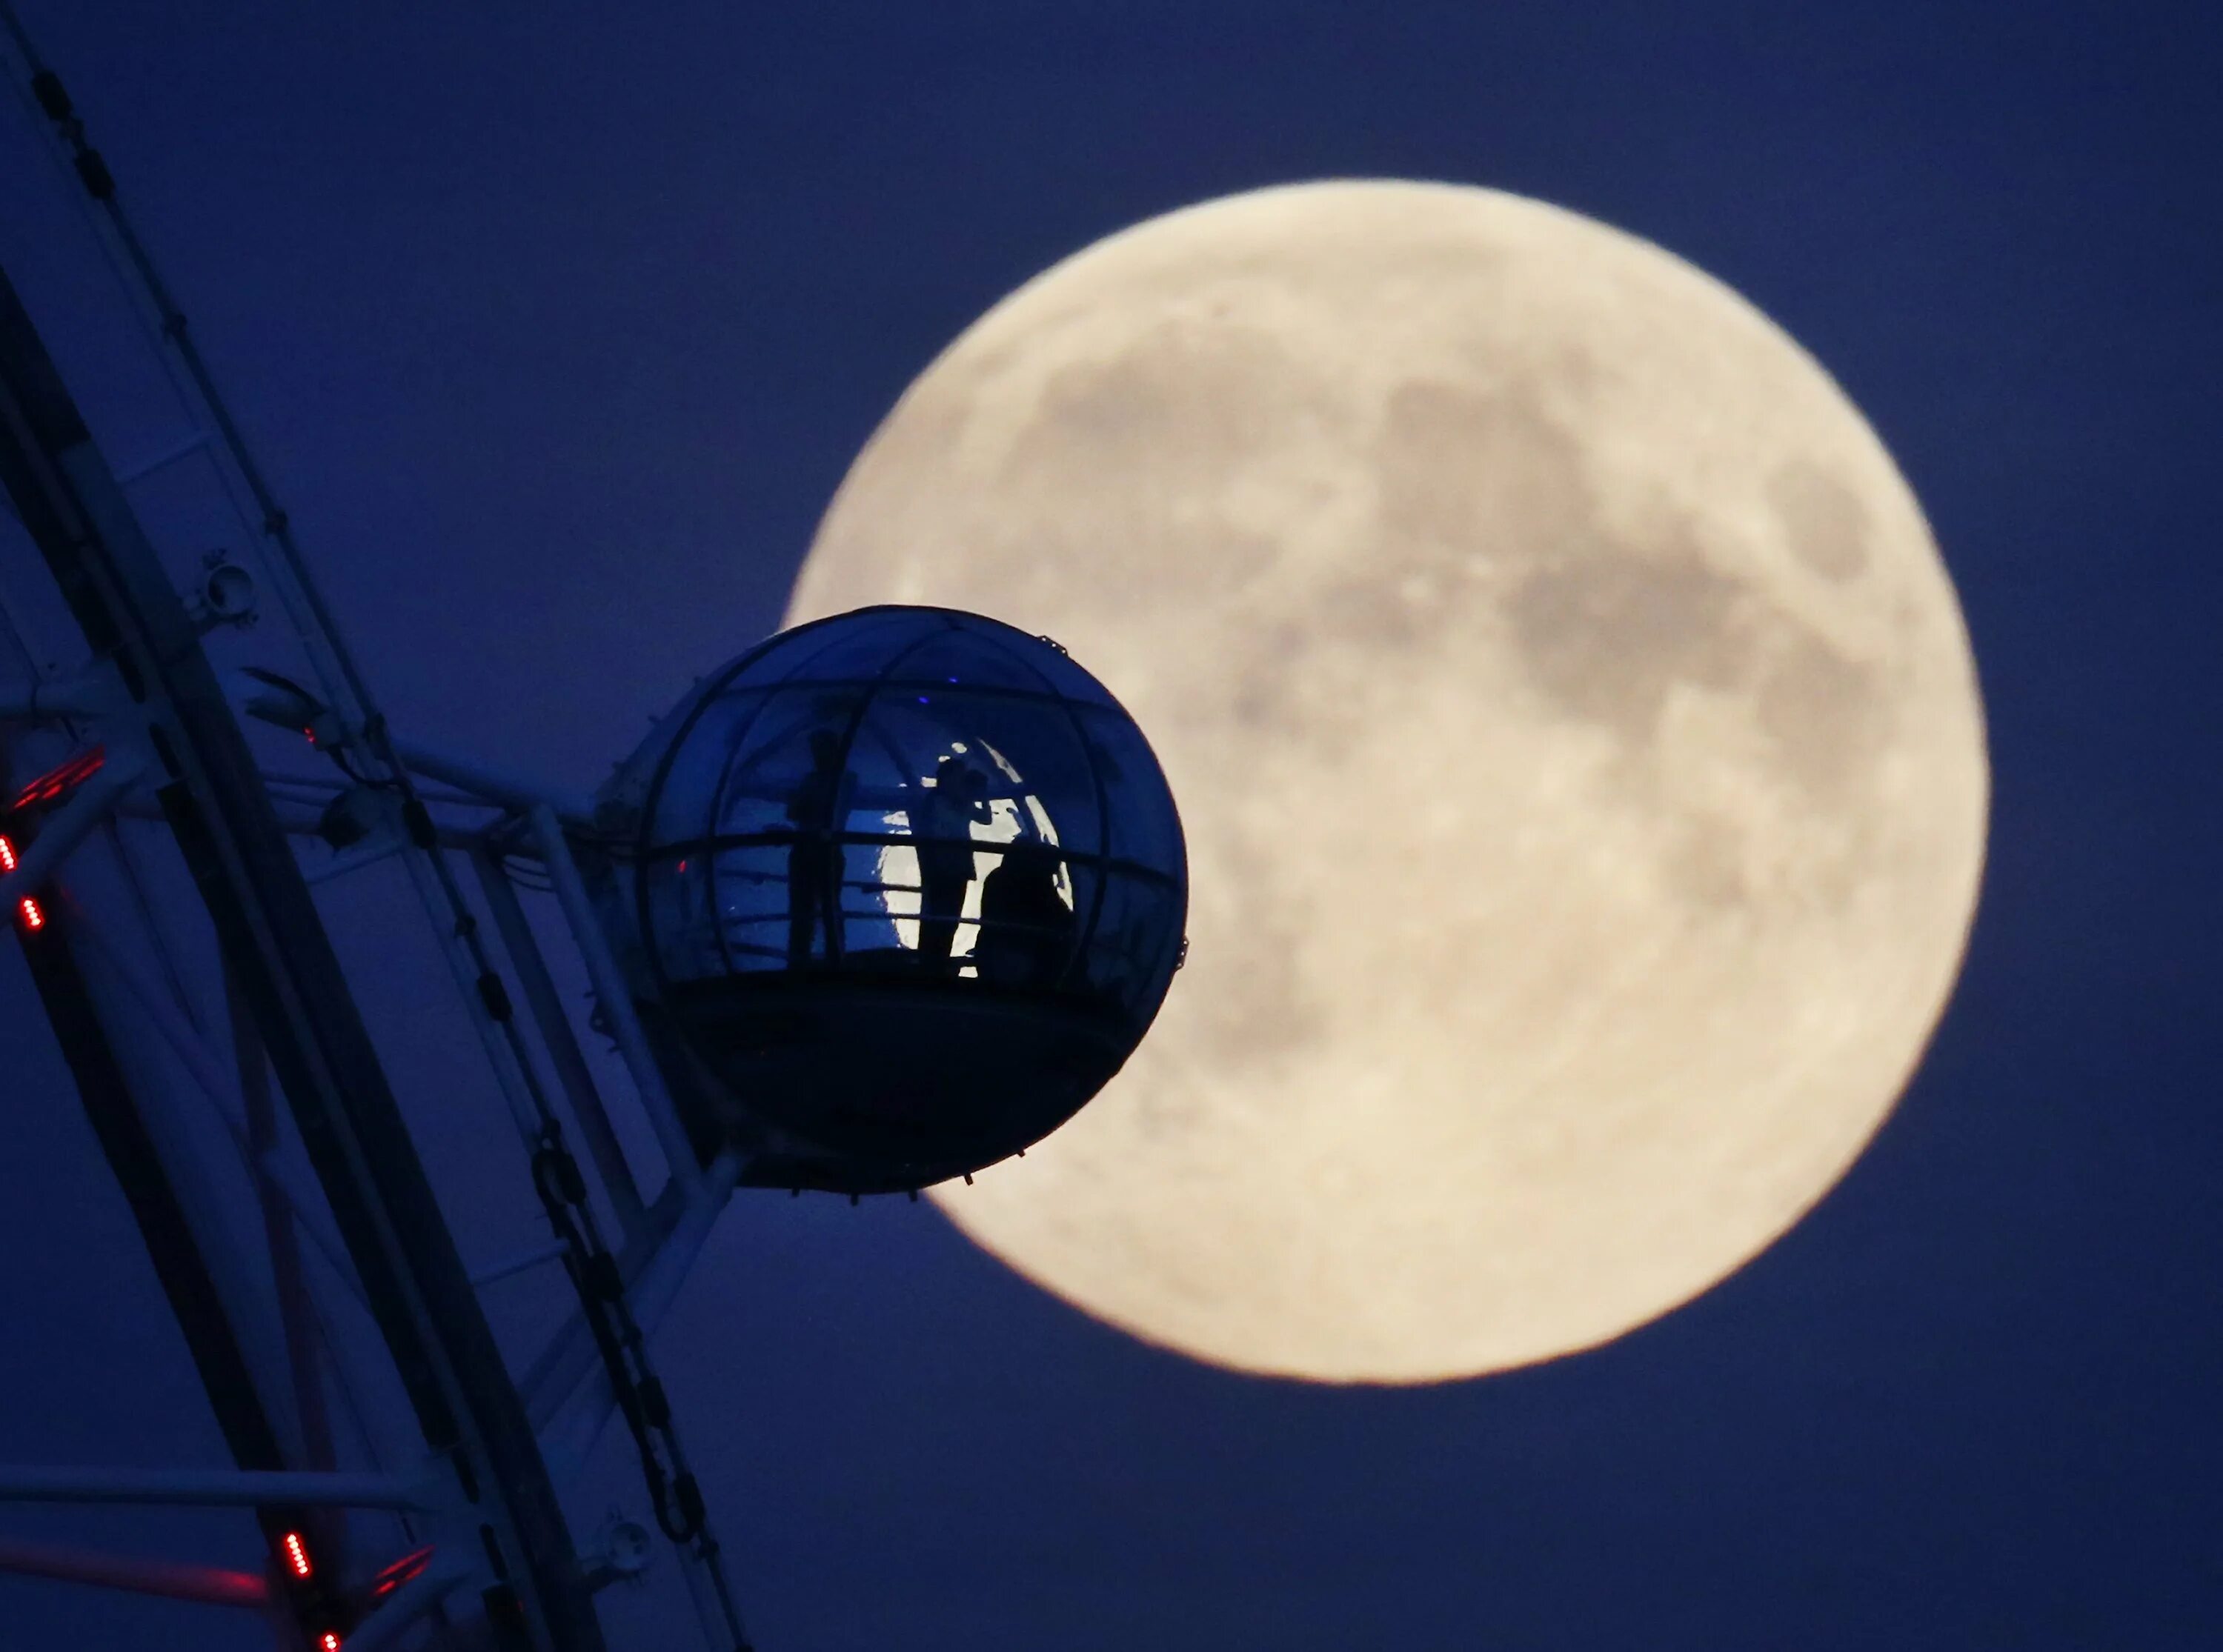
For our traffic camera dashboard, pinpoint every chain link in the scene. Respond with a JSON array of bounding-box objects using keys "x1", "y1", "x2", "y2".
[{"x1": 531, "y1": 1130, "x2": 753, "y2": 1650}]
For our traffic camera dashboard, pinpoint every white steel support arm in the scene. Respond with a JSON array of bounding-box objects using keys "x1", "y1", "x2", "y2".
[
  {"x1": 388, "y1": 735, "x2": 597, "y2": 827},
  {"x1": 0, "y1": 751, "x2": 140, "y2": 905},
  {"x1": 0, "y1": 1534, "x2": 268, "y2": 1608},
  {"x1": 65, "y1": 907, "x2": 368, "y2": 1308},
  {"x1": 339, "y1": 1552, "x2": 475, "y2": 1652},
  {"x1": 0, "y1": 662, "x2": 114, "y2": 719},
  {"x1": 525, "y1": 802, "x2": 703, "y2": 1195},
  {"x1": 471, "y1": 844, "x2": 647, "y2": 1232}
]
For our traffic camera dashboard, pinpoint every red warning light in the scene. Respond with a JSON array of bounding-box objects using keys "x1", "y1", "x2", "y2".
[
  {"x1": 281, "y1": 1530, "x2": 313, "y2": 1579},
  {"x1": 369, "y1": 1544, "x2": 435, "y2": 1600},
  {"x1": 319, "y1": 1634, "x2": 342, "y2": 1652},
  {"x1": 4, "y1": 837, "x2": 46, "y2": 931},
  {"x1": 7, "y1": 744, "x2": 105, "y2": 812}
]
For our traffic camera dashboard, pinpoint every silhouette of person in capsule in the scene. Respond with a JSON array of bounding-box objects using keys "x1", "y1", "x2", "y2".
[
  {"x1": 914, "y1": 755, "x2": 990, "y2": 972},
  {"x1": 976, "y1": 839, "x2": 1077, "y2": 989},
  {"x1": 782, "y1": 728, "x2": 855, "y2": 968}
]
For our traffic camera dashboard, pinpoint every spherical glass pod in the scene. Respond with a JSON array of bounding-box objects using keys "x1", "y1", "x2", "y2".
[{"x1": 597, "y1": 606, "x2": 1187, "y2": 1194}]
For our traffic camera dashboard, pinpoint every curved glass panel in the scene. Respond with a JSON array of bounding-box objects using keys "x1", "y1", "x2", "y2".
[{"x1": 619, "y1": 605, "x2": 1187, "y2": 1185}]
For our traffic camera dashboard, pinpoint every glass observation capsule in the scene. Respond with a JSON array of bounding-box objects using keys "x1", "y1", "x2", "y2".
[{"x1": 591, "y1": 605, "x2": 1188, "y2": 1194}]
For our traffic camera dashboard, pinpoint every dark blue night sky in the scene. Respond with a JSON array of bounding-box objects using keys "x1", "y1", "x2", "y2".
[{"x1": 0, "y1": 2, "x2": 2217, "y2": 1648}]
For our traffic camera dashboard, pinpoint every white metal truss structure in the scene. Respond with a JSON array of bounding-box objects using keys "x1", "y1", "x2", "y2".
[{"x1": 0, "y1": 13, "x2": 758, "y2": 1649}]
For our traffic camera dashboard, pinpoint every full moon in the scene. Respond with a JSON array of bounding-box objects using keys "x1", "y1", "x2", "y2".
[{"x1": 790, "y1": 180, "x2": 1988, "y2": 1382}]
